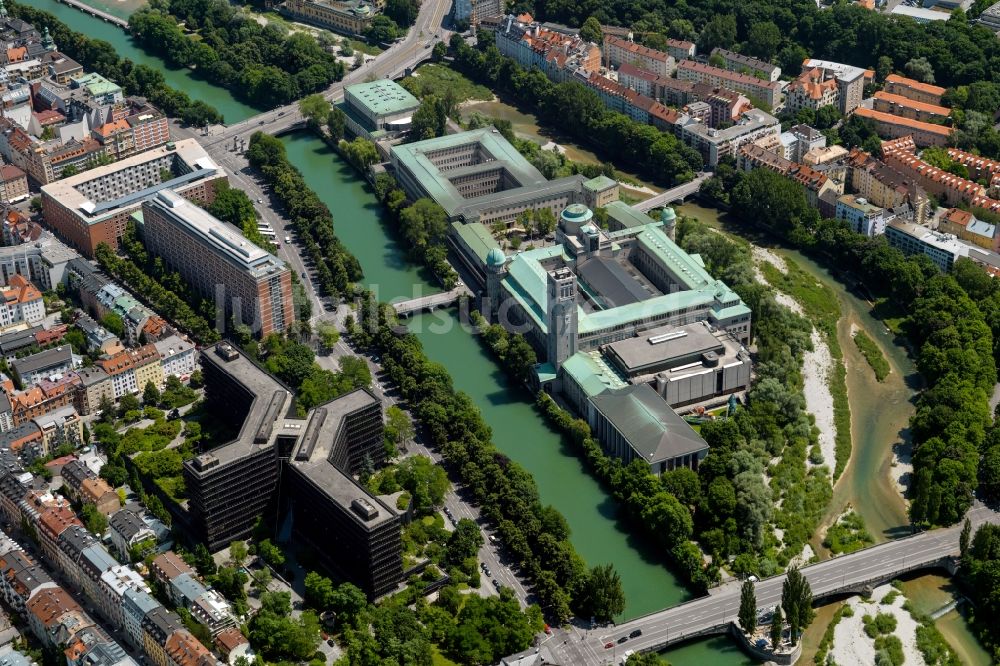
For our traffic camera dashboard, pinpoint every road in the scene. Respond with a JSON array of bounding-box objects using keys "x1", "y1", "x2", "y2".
[
  {"x1": 174, "y1": 0, "x2": 453, "y2": 152},
  {"x1": 542, "y1": 503, "x2": 1000, "y2": 665}
]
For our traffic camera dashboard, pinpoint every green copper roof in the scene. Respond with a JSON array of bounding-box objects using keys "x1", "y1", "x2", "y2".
[
  {"x1": 345, "y1": 79, "x2": 419, "y2": 118},
  {"x1": 561, "y1": 351, "x2": 627, "y2": 397},
  {"x1": 583, "y1": 175, "x2": 618, "y2": 192},
  {"x1": 452, "y1": 221, "x2": 500, "y2": 265},
  {"x1": 605, "y1": 201, "x2": 657, "y2": 230},
  {"x1": 635, "y1": 226, "x2": 714, "y2": 291}
]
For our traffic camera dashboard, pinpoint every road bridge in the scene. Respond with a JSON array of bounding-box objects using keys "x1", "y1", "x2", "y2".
[
  {"x1": 544, "y1": 505, "x2": 1000, "y2": 665},
  {"x1": 632, "y1": 173, "x2": 711, "y2": 213},
  {"x1": 53, "y1": 0, "x2": 129, "y2": 27}
]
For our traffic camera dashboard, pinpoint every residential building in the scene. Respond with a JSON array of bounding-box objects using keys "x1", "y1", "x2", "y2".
[
  {"x1": 0, "y1": 549, "x2": 56, "y2": 613},
  {"x1": 25, "y1": 587, "x2": 90, "y2": 650},
  {"x1": 44, "y1": 51, "x2": 82, "y2": 85},
  {"x1": 854, "y1": 107, "x2": 953, "y2": 146},
  {"x1": 341, "y1": 80, "x2": 419, "y2": 140},
  {"x1": 54, "y1": 524, "x2": 96, "y2": 592},
  {"x1": 95, "y1": 344, "x2": 163, "y2": 399},
  {"x1": 737, "y1": 143, "x2": 841, "y2": 209},
  {"x1": 164, "y1": 629, "x2": 214, "y2": 666},
  {"x1": 675, "y1": 108, "x2": 781, "y2": 167},
  {"x1": 98, "y1": 566, "x2": 149, "y2": 631},
  {"x1": 872, "y1": 91, "x2": 950, "y2": 123},
  {"x1": 90, "y1": 100, "x2": 169, "y2": 161},
  {"x1": 710, "y1": 47, "x2": 780, "y2": 81},
  {"x1": 142, "y1": 190, "x2": 295, "y2": 338},
  {"x1": 885, "y1": 74, "x2": 945, "y2": 106},
  {"x1": 214, "y1": 627, "x2": 252, "y2": 666},
  {"x1": 886, "y1": 218, "x2": 977, "y2": 271},
  {"x1": 108, "y1": 509, "x2": 156, "y2": 561},
  {"x1": 71, "y1": 73, "x2": 122, "y2": 106},
  {"x1": 604, "y1": 35, "x2": 675, "y2": 77},
  {"x1": 938, "y1": 207, "x2": 999, "y2": 250},
  {"x1": 277, "y1": 0, "x2": 378, "y2": 36},
  {"x1": 835, "y1": 194, "x2": 891, "y2": 236},
  {"x1": 32, "y1": 405, "x2": 83, "y2": 454},
  {"x1": 979, "y1": 0, "x2": 1000, "y2": 30},
  {"x1": 493, "y1": 14, "x2": 602, "y2": 84},
  {"x1": 122, "y1": 587, "x2": 160, "y2": 650},
  {"x1": 148, "y1": 552, "x2": 194, "y2": 590},
  {"x1": 61, "y1": 460, "x2": 120, "y2": 515},
  {"x1": 946, "y1": 147, "x2": 1000, "y2": 192},
  {"x1": 0, "y1": 274, "x2": 44, "y2": 332},
  {"x1": 0, "y1": 422, "x2": 42, "y2": 459},
  {"x1": 75, "y1": 314, "x2": 123, "y2": 355},
  {"x1": 11, "y1": 346, "x2": 74, "y2": 387},
  {"x1": 676, "y1": 60, "x2": 782, "y2": 110},
  {"x1": 801, "y1": 59, "x2": 870, "y2": 114},
  {"x1": 0, "y1": 165, "x2": 27, "y2": 204},
  {"x1": 40, "y1": 139, "x2": 226, "y2": 257},
  {"x1": 141, "y1": 606, "x2": 183, "y2": 666},
  {"x1": 73, "y1": 366, "x2": 113, "y2": 416},
  {"x1": 881, "y1": 140, "x2": 999, "y2": 210},
  {"x1": 777, "y1": 124, "x2": 826, "y2": 162},
  {"x1": 152, "y1": 336, "x2": 196, "y2": 381},
  {"x1": 616, "y1": 63, "x2": 695, "y2": 106},
  {"x1": 167, "y1": 574, "x2": 234, "y2": 635},
  {"x1": 847, "y1": 148, "x2": 930, "y2": 224},
  {"x1": 0, "y1": 228, "x2": 78, "y2": 292},
  {"x1": 76, "y1": 544, "x2": 118, "y2": 613},
  {"x1": 63, "y1": 625, "x2": 136, "y2": 666}
]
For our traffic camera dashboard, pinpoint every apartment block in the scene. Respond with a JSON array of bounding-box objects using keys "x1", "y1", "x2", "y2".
[
  {"x1": 856, "y1": 107, "x2": 953, "y2": 146},
  {"x1": 882, "y1": 140, "x2": 998, "y2": 209},
  {"x1": 846, "y1": 149, "x2": 929, "y2": 224},
  {"x1": 604, "y1": 35, "x2": 675, "y2": 77},
  {"x1": 0, "y1": 274, "x2": 44, "y2": 331},
  {"x1": 872, "y1": 91, "x2": 950, "y2": 123},
  {"x1": 142, "y1": 190, "x2": 294, "y2": 338},
  {"x1": 938, "y1": 207, "x2": 1000, "y2": 250},
  {"x1": 61, "y1": 460, "x2": 120, "y2": 516},
  {"x1": 946, "y1": 147, "x2": 1000, "y2": 191},
  {"x1": 710, "y1": 47, "x2": 780, "y2": 81},
  {"x1": 11, "y1": 346, "x2": 75, "y2": 387},
  {"x1": 153, "y1": 335, "x2": 197, "y2": 381},
  {"x1": 616, "y1": 63, "x2": 695, "y2": 106},
  {"x1": 884, "y1": 74, "x2": 946, "y2": 106},
  {"x1": 493, "y1": 14, "x2": 602, "y2": 84},
  {"x1": 802, "y1": 59, "x2": 870, "y2": 114},
  {"x1": 95, "y1": 344, "x2": 163, "y2": 399},
  {"x1": 0, "y1": 164, "x2": 28, "y2": 204},
  {"x1": 677, "y1": 60, "x2": 781, "y2": 109},
  {"x1": 91, "y1": 101, "x2": 170, "y2": 161},
  {"x1": 108, "y1": 509, "x2": 157, "y2": 560},
  {"x1": 40, "y1": 139, "x2": 226, "y2": 257},
  {"x1": 836, "y1": 194, "x2": 891, "y2": 236}
]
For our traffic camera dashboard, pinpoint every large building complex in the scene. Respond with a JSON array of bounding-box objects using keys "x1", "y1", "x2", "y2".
[
  {"x1": 676, "y1": 60, "x2": 782, "y2": 110},
  {"x1": 141, "y1": 190, "x2": 294, "y2": 338},
  {"x1": 277, "y1": 0, "x2": 380, "y2": 35},
  {"x1": 461, "y1": 202, "x2": 752, "y2": 475},
  {"x1": 390, "y1": 128, "x2": 602, "y2": 227},
  {"x1": 854, "y1": 108, "x2": 953, "y2": 147},
  {"x1": 603, "y1": 35, "x2": 675, "y2": 77},
  {"x1": 40, "y1": 139, "x2": 226, "y2": 257},
  {"x1": 710, "y1": 48, "x2": 780, "y2": 81},
  {"x1": 182, "y1": 343, "x2": 402, "y2": 598}
]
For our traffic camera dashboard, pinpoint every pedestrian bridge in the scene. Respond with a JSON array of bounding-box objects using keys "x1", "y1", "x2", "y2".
[
  {"x1": 53, "y1": 0, "x2": 129, "y2": 27},
  {"x1": 584, "y1": 505, "x2": 999, "y2": 663},
  {"x1": 391, "y1": 286, "x2": 470, "y2": 316},
  {"x1": 632, "y1": 173, "x2": 711, "y2": 213}
]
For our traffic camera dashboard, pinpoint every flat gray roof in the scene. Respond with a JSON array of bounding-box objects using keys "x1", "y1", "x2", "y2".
[
  {"x1": 289, "y1": 389, "x2": 397, "y2": 529},
  {"x1": 605, "y1": 321, "x2": 725, "y2": 373},
  {"x1": 188, "y1": 344, "x2": 293, "y2": 472},
  {"x1": 11, "y1": 345, "x2": 72, "y2": 376}
]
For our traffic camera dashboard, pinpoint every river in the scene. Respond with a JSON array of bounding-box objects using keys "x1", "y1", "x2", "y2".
[
  {"x1": 24, "y1": 0, "x2": 259, "y2": 123},
  {"x1": 25, "y1": 0, "x2": 985, "y2": 659}
]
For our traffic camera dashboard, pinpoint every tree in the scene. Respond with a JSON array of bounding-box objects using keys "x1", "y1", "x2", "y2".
[
  {"x1": 580, "y1": 564, "x2": 625, "y2": 622},
  {"x1": 579, "y1": 17, "x2": 603, "y2": 45},
  {"x1": 961, "y1": 518, "x2": 972, "y2": 560},
  {"x1": 739, "y1": 580, "x2": 757, "y2": 635},
  {"x1": 399, "y1": 198, "x2": 448, "y2": 252},
  {"x1": 781, "y1": 567, "x2": 814, "y2": 644},
  {"x1": 229, "y1": 540, "x2": 248, "y2": 567},
  {"x1": 365, "y1": 15, "x2": 399, "y2": 43},
  {"x1": 119, "y1": 393, "x2": 140, "y2": 417},
  {"x1": 298, "y1": 93, "x2": 331, "y2": 127},
  {"x1": 327, "y1": 106, "x2": 346, "y2": 142},
  {"x1": 100, "y1": 464, "x2": 127, "y2": 487},
  {"x1": 329, "y1": 582, "x2": 368, "y2": 628},
  {"x1": 385, "y1": 0, "x2": 418, "y2": 26},
  {"x1": 770, "y1": 604, "x2": 784, "y2": 648},
  {"x1": 100, "y1": 312, "x2": 125, "y2": 338},
  {"x1": 447, "y1": 518, "x2": 483, "y2": 564},
  {"x1": 746, "y1": 21, "x2": 781, "y2": 62},
  {"x1": 384, "y1": 405, "x2": 414, "y2": 449},
  {"x1": 905, "y1": 57, "x2": 936, "y2": 84},
  {"x1": 304, "y1": 571, "x2": 336, "y2": 609},
  {"x1": 698, "y1": 15, "x2": 737, "y2": 52},
  {"x1": 81, "y1": 504, "x2": 108, "y2": 535},
  {"x1": 432, "y1": 41, "x2": 446, "y2": 60},
  {"x1": 411, "y1": 95, "x2": 447, "y2": 140},
  {"x1": 143, "y1": 381, "x2": 161, "y2": 406}
]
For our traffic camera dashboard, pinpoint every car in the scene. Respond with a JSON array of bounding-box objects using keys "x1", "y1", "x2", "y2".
[
  {"x1": 480, "y1": 562, "x2": 488, "y2": 572},
  {"x1": 629, "y1": 629, "x2": 642, "y2": 639},
  {"x1": 604, "y1": 643, "x2": 614, "y2": 650},
  {"x1": 259, "y1": 120, "x2": 265, "y2": 125},
  {"x1": 748, "y1": 575, "x2": 759, "y2": 582},
  {"x1": 257, "y1": 198, "x2": 263, "y2": 204},
  {"x1": 544, "y1": 624, "x2": 552, "y2": 635},
  {"x1": 301, "y1": 271, "x2": 307, "y2": 279},
  {"x1": 327, "y1": 639, "x2": 335, "y2": 647},
  {"x1": 483, "y1": 566, "x2": 491, "y2": 577},
  {"x1": 285, "y1": 236, "x2": 291, "y2": 243},
  {"x1": 278, "y1": 111, "x2": 286, "y2": 117},
  {"x1": 492, "y1": 578, "x2": 501, "y2": 589},
  {"x1": 617, "y1": 636, "x2": 628, "y2": 644}
]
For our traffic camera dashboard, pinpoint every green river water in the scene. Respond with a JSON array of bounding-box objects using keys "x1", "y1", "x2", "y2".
[{"x1": 24, "y1": 1, "x2": 989, "y2": 659}]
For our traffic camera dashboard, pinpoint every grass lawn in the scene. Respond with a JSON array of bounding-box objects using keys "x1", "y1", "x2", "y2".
[
  {"x1": 343, "y1": 37, "x2": 383, "y2": 56},
  {"x1": 431, "y1": 646, "x2": 461, "y2": 666},
  {"x1": 401, "y1": 63, "x2": 493, "y2": 103}
]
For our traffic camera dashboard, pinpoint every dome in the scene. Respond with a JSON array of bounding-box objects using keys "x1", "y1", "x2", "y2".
[
  {"x1": 486, "y1": 247, "x2": 506, "y2": 267},
  {"x1": 561, "y1": 204, "x2": 592, "y2": 221},
  {"x1": 660, "y1": 206, "x2": 677, "y2": 224}
]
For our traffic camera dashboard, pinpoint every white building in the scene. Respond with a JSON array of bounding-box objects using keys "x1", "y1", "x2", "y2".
[
  {"x1": 98, "y1": 566, "x2": 150, "y2": 631},
  {"x1": 153, "y1": 336, "x2": 197, "y2": 381}
]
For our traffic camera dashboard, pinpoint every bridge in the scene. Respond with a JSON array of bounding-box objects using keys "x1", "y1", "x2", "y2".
[
  {"x1": 544, "y1": 504, "x2": 1000, "y2": 665},
  {"x1": 632, "y1": 172, "x2": 712, "y2": 213},
  {"x1": 392, "y1": 286, "x2": 470, "y2": 316},
  {"x1": 52, "y1": 0, "x2": 129, "y2": 27}
]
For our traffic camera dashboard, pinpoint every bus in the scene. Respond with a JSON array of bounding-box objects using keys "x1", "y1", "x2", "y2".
[{"x1": 258, "y1": 227, "x2": 276, "y2": 239}]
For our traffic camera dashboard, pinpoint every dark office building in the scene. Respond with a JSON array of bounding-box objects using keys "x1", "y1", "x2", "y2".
[
  {"x1": 182, "y1": 343, "x2": 289, "y2": 551},
  {"x1": 182, "y1": 344, "x2": 402, "y2": 598},
  {"x1": 285, "y1": 390, "x2": 402, "y2": 599}
]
